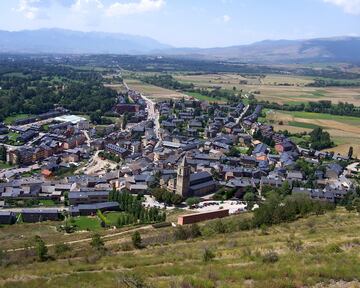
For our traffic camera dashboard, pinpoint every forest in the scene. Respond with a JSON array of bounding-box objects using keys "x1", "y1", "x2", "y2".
[{"x1": 0, "y1": 58, "x2": 117, "y2": 122}]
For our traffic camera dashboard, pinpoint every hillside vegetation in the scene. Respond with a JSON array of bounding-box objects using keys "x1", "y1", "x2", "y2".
[{"x1": 1, "y1": 207, "x2": 360, "y2": 288}]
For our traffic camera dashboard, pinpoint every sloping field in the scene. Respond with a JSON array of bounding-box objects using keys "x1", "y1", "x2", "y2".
[{"x1": 1, "y1": 209, "x2": 360, "y2": 287}]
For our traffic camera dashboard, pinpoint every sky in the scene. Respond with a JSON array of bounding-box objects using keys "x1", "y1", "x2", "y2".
[{"x1": 0, "y1": 0, "x2": 359, "y2": 47}]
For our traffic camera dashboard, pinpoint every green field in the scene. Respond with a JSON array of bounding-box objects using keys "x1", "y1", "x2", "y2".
[
  {"x1": 0, "y1": 161, "x2": 13, "y2": 169},
  {"x1": 282, "y1": 111, "x2": 360, "y2": 125},
  {"x1": 288, "y1": 121, "x2": 321, "y2": 130},
  {"x1": 4, "y1": 114, "x2": 33, "y2": 125},
  {"x1": 72, "y1": 216, "x2": 102, "y2": 231},
  {"x1": 185, "y1": 92, "x2": 227, "y2": 103},
  {"x1": 38, "y1": 200, "x2": 57, "y2": 207}
]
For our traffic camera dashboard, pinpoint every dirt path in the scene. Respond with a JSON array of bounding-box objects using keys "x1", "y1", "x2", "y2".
[{"x1": 6, "y1": 225, "x2": 152, "y2": 253}]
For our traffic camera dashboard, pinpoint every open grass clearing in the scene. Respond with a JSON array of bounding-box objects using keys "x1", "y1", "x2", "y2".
[
  {"x1": 124, "y1": 78, "x2": 188, "y2": 102},
  {"x1": 4, "y1": 114, "x2": 33, "y2": 125},
  {"x1": 185, "y1": 91, "x2": 227, "y2": 103},
  {"x1": 265, "y1": 110, "x2": 360, "y2": 157},
  {"x1": 72, "y1": 216, "x2": 102, "y2": 232},
  {"x1": 175, "y1": 73, "x2": 360, "y2": 105}
]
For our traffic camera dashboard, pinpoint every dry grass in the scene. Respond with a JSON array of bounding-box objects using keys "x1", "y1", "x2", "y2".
[
  {"x1": 175, "y1": 73, "x2": 360, "y2": 106},
  {"x1": 266, "y1": 110, "x2": 360, "y2": 157},
  {"x1": 1, "y1": 209, "x2": 360, "y2": 287},
  {"x1": 124, "y1": 78, "x2": 188, "y2": 102}
]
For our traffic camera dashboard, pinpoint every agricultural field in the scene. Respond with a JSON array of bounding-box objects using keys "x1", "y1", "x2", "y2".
[
  {"x1": 175, "y1": 73, "x2": 360, "y2": 106},
  {"x1": 264, "y1": 110, "x2": 360, "y2": 157},
  {"x1": 1, "y1": 209, "x2": 360, "y2": 287},
  {"x1": 124, "y1": 78, "x2": 188, "y2": 102},
  {"x1": 185, "y1": 91, "x2": 228, "y2": 103},
  {"x1": 3, "y1": 114, "x2": 33, "y2": 125}
]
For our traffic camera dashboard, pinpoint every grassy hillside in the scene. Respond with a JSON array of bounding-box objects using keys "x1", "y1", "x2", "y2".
[{"x1": 1, "y1": 208, "x2": 360, "y2": 287}]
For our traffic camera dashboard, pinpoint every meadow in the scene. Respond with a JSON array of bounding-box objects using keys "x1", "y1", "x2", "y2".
[
  {"x1": 1, "y1": 208, "x2": 360, "y2": 287},
  {"x1": 124, "y1": 78, "x2": 187, "y2": 102},
  {"x1": 174, "y1": 73, "x2": 360, "y2": 106},
  {"x1": 264, "y1": 110, "x2": 360, "y2": 157}
]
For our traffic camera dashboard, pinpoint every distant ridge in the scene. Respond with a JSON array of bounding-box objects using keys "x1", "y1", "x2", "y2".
[
  {"x1": 0, "y1": 28, "x2": 171, "y2": 54},
  {"x1": 0, "y1": 29, "x2": 359, "y2": 63},
  {"x1": 162, "y1": 36, "x2": 360, "y2": 63}
]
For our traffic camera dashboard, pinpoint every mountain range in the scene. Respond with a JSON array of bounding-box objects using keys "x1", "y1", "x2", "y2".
[{"x1": 0, "y1": 28, "x2": 360, "y2": 63}]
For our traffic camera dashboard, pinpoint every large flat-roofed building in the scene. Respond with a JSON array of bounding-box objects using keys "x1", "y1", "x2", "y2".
[
  {"x1": 0, "y1": 211, "x2": 16, "y2": 225},
  {"x1": 21, "y1": 209, "x2": 61, "y2": 223},
  {"x1": 54, "y1": 115, "x2": 86, "y2": 124},
  {"x1": 178, "y1": 209, "x2": 229, "y2": 225},
  {"x1": 68, "y1": 191, "x2": 110, "y2": 205},
  {"x1": 69, "y1": 202, "x2": 119, "y2": 216}
]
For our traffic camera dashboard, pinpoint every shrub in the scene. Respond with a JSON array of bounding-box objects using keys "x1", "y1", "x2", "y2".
[
  {"x1": 116, "y1": 272, "x2": 152, "y2": 288},
  {"x1": 212, "y1": 220, "x2": 226, "y2": 234},
  {"x1": 186, "y1": 197, "x2": 201, "y2": 207},
  {"x1": 326, "y1": 244, "x2": 343, "y2": 254},
  {"x1": 132, "y1": 231, "x2": 142, "y2": 249},
  {"x1": 262, "y1": 251, "x2": 279, "y2": 263},
  {"x1": 54, "y1": 243, "x2": 71, "y2": 256},
  {"x1": 34, "y1": 235, "x2": 48, "y2": 262},
  {"x1": 202, "y1": 248, "x2": 215, "y2": 263},
  {"x1": 174, "y1": 226, "x2": 188, "y2": 241},
  {"x1": 189, "y1": 224, "x2": 202, "y2": 238},
  {"x1": 90, "y1": 233, "x2": 105, "y2": 251}
]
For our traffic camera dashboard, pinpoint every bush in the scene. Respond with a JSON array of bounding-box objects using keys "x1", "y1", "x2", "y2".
[
  {"x1": 202, "y1": 248, "x2": 215, "y2": 263},
  {"x1": 34, "y1": 235, "x2": 48, "y2": 262},
  {"x1": 326, "y1": 243, "x2": 343, "y2": 254},
  {"x1": 186, "y1": 197, "x2": 201, "y2": 207},
  {"x1": 90, "y1": 233, "x2": 105, "y2": 251},
  {"x1": 174, "y1": 226, "x2": 188, "y2": 241},
  {"x1": 54, "y1": 243, "x2": 71, "y2": 256},
  {"x1": 262, "y1": 251, "x2": 279, "y2": 263},
  {"x1": 132, "y1": 231, "x2": 142, "y2": 249}
]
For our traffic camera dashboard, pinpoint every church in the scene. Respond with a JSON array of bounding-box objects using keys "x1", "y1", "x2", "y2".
[{"x1": 168, "y1": 157, "x2": 217, "y2": 198}]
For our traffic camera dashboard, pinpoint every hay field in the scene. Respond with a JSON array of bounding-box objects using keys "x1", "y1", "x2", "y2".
[
  {"x1": 265, "y1": 110, "x2": 360, "y2": 157},
  {"x1": 124, "y1": 78, "x2": 188, "y2": 102},
  {"x1": 175, "y1": 73, "x2": 360, "y2": 106}
]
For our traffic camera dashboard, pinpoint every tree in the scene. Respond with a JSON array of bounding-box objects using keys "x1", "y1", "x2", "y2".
[
  {"x1": 0, "y1": 145, "x2": 6, "y2": 162},
  {"x1": 122, "y1": 112, "x2": 129, "y2": 130},
  {"x1": 34, "y1": 235, "x2": 48, "y2": 261},
  {"x1": 348, "y1": 146, "x2": 354, "y2": 159},
  {"x1": 90, "y1": 110, "x2": 102, "y2": 124},
  {"x1": 90, "y1": 233, "x2": 105, "y2": 250},
  {"x1": 243, "y1": 191, "x2": 256, "y2": 202},
  {"x1": 132, "y1": 231, "x2": 142, "y2": 249},
  {"x1": 186, "y1": 197, "x2": 201, "y2": 207}
]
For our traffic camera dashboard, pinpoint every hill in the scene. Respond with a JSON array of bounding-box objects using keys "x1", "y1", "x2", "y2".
[
  {"x1": 0, "y1": 28, "x2": 171, "y2": 54},
  {"x1": 0, "y1": 30, "x2": 360, "y2": 64},
  {"x1": 164, "y1": 36, "x2": 360, "y2": 63},
  {"x1": 1, "y1": 208, "x2": 360, "y2": 287}
]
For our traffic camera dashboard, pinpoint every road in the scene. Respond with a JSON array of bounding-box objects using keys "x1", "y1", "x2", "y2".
[
  {"x1": 5, "y1": 225, "x2": 152, "y2": 253},
  {"x1": 0, "y1": 164, "x2": 41, "y2": 180},
  {"x1": 123, "y1": 80, "x2": 161, "y2": 141},
  {"x1": 236, "y1": 104, "x2": 250, "y2": 125},
  {"x1": 0, "y1": 206, "x2": 68, "y2": 213}
]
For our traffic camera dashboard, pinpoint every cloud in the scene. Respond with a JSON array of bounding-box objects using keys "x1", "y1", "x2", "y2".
[
  {"x1": 71, "y1": 0, "x2": 104, "y2": 13},
  {"x1": 323, "y1": 0, "x2": 360, "y2": 15},
  {"x1": 16, "y1": 0, "x2": 42, "y2": 20},
  {"x1": 106, "y1": 0, "x2": 165, "y2": 16},
  {"x1": 222, "y1": 14, "x2": 231, "y2": 22}
]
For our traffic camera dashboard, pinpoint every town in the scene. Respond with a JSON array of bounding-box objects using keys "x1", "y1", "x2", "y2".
[{"x1": 0, "y1": 74, "x2": 358, "y2": 227}]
